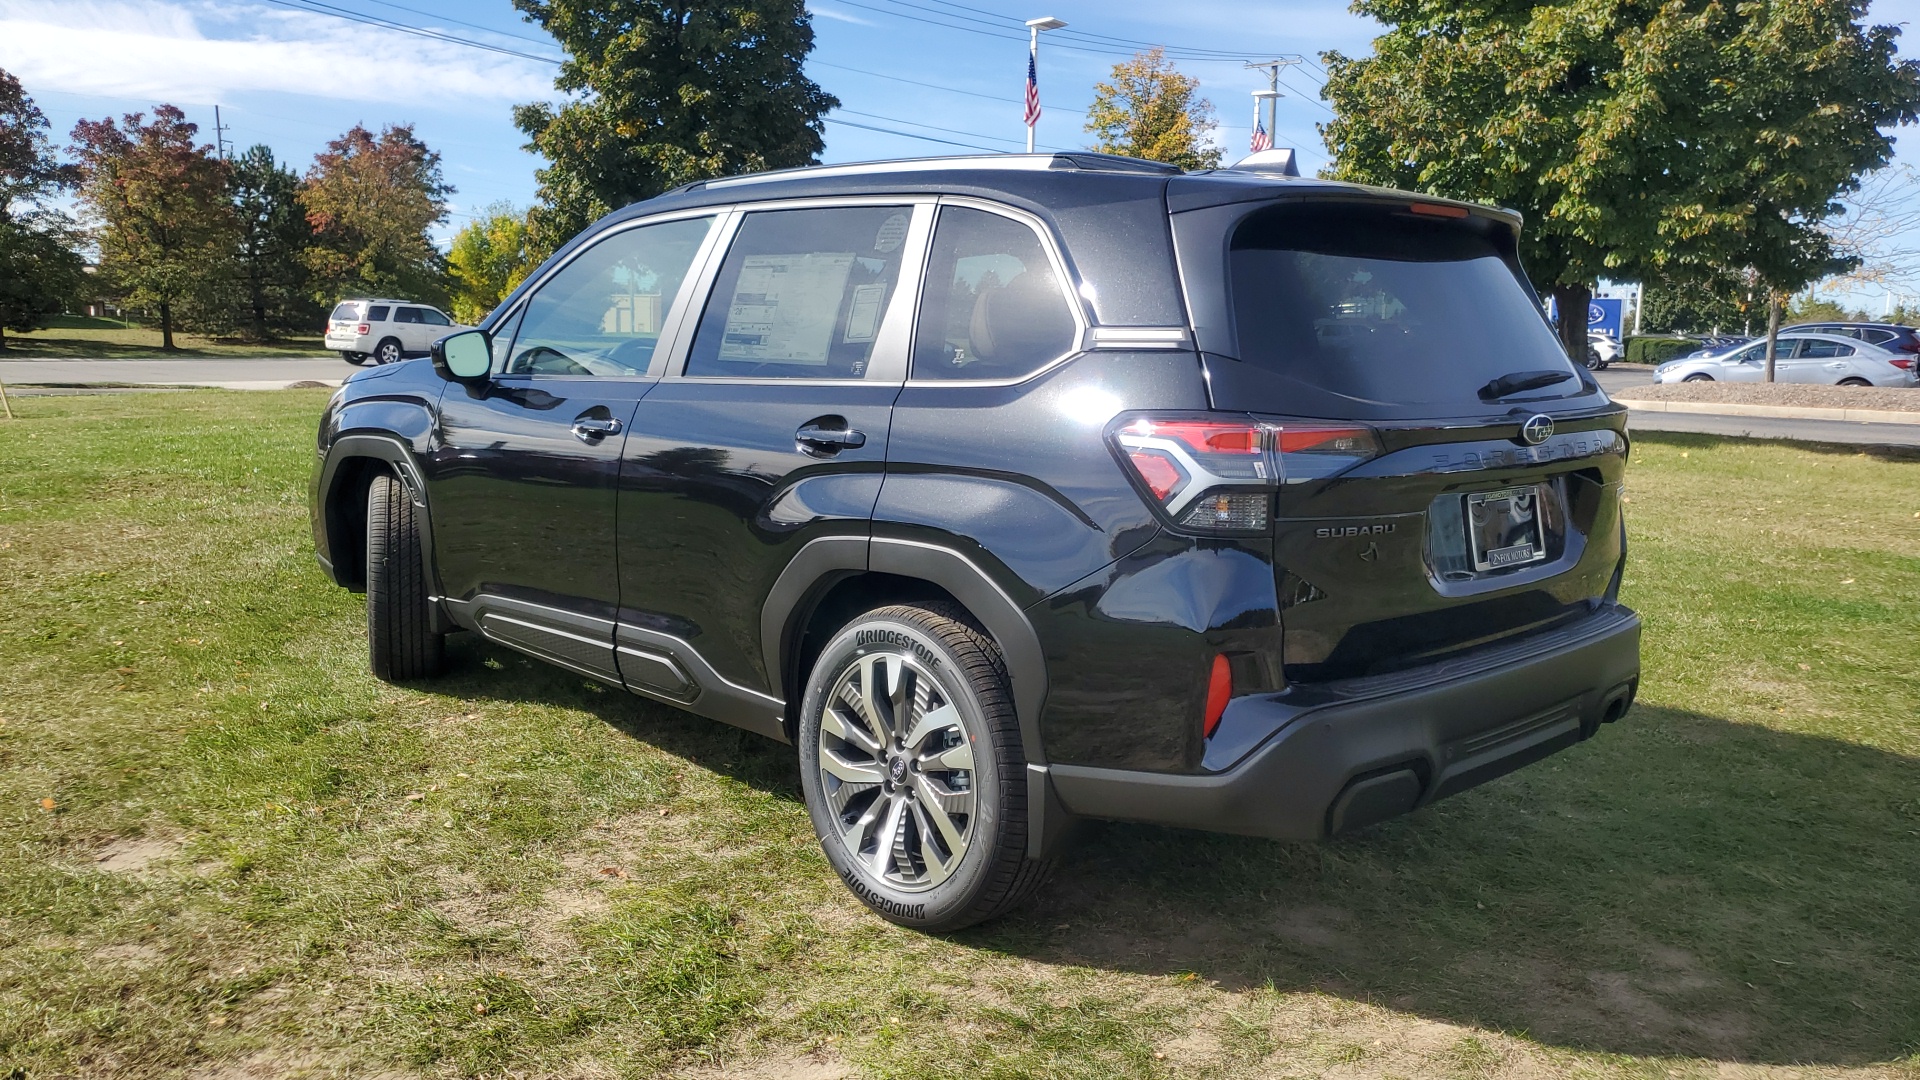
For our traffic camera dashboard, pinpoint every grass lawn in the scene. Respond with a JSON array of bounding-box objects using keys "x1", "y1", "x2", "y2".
[
  {"x1": 2, "y1": 392, "x2": 1918, "y2": 1079},
  {"x1": 1, "y1": 316, "x2": 329, "y2": 358}
]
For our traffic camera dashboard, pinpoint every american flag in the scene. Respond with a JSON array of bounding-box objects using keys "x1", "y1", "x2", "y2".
[
  {"x1": 1025, "y1": 53, "x2": 1042, "y2": 129},
  {"x1": 1250, "y1": 120, "x2": 1272, "y2": 153}
]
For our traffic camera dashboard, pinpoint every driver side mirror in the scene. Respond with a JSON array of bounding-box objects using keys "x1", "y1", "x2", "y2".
[{"x1": 432, "y1": 329, "x2": 492, "y2": 384}]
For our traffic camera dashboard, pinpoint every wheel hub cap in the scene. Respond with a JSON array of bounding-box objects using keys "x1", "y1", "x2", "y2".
[{"x1": 817, "y1": 649, "x2": 977, "y2": 892}]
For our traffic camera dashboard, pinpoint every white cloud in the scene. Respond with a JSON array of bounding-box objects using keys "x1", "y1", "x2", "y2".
[
  {"x1": 0, "y1": 0, "x2": 555, "y2": 107},
  {"x1": 809, "y1": 4, "x2": 875, "y2": 26}
]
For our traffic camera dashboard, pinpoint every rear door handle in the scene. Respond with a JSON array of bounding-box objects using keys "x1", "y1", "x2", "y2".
[
  {"x1": 795, "y1": 423, "x2": 867, "y2": 455},
  {"x1": 572, "y1": 416, "x2": 623, "y2": 442}
]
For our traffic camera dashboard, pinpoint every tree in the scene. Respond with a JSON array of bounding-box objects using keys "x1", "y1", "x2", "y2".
[
  {"x1": 1640, "y1": 277, "x2": 1752, "y2": 335},
  {"x1": 447, "y1": 202, "x2": 534, "y2": 325},
  {"x1": 300, "y1": 124, "x2": 451, "y2": 306},
  {"x1": 70, "y1": 106, "x2": 236, "y2": 351},
  {"x1": 1084, "y1": 48, "x2": 1222, "y2": 170},
  {"x1": 0, "y1": 68, "x2": 85, "y2": 351},
  {"x1": 512, "y1": 0, "x2": 836, "y2": 255},
  {"x1": 229, "y1": 144, "x2": 315, "y2": 341},
  {"x1": 1322, "y1": 0, "x2": 1920, "y2": 369}
]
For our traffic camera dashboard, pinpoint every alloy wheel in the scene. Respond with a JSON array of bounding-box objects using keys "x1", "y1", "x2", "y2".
[{"x1": 816, "y1": 650, "x2": 976, "y2": 891}]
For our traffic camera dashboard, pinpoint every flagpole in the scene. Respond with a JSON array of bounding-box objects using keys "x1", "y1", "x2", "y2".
[
  {"x1": 1024, "y1": 17, "x2": 1065, "y2": 154},
  {"x1": 1027, "y1": 25, "x2": 1038, "y2": 153}
]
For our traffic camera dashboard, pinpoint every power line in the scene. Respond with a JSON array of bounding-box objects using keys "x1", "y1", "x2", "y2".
[
  {"x1": 904, "y1": 0, "x2": 1300, "y2": 61},
  {"x1": 346, "y1": 0, "x2": 562, "y2": 51},
  {"x1": 811, "y1": 59, "x2": 1087, "y2": 118},
  {"x1": 856, "y1": 0, "x2": 1303, "y2": 63},
  {"x1": 257, "y1": 0, "x2": 562, "y2": 64},
  {"x1": 836, "y1": 107, "x2": 1068, "y2": 150},
  {"x1": 823, "y1": 115, "x2": 1006, "y2": 152}
]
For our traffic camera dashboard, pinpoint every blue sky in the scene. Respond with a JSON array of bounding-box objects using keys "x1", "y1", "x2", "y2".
[{"x1": 2, "y1": 0, "x2": 1917, "y2": 305}]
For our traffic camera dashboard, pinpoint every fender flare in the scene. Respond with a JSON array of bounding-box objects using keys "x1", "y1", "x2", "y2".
[
  {"x1": 316, "y1": 433, "x2": 437, "y2": 601},
  {"x1": 761, "y1": 535, "x2": 1052, "y2": 767}
]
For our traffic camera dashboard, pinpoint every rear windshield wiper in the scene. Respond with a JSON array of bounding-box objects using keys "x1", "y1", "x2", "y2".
[{"x1": 1479, "y1": 369, "x2": 1574, "y2": 400}]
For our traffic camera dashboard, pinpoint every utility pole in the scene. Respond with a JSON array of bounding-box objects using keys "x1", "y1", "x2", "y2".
[
  {"x1": 1242, "y1": 59, "x2": 1302, "y2": 147},
  {"x1": 1025, "y1": 17, "x2": 1067, "y2": 153},
  {"x1": 213, "y1": 105, "x2": 233, "y2": 161}
]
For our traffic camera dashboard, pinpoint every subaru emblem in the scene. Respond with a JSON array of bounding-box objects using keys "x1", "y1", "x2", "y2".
[{"x1": 1521, "y1": 414, "x2": 1554, "y2": 445}]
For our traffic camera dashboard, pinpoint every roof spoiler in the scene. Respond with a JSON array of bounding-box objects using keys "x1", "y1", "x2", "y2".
[{"x1": 1229, "y1": 148, "x2": 1301, "y2": 177}]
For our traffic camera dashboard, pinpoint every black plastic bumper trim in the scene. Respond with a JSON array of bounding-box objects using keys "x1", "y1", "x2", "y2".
[{"x1": 1048, "y1": 605, "x2": 1641, "y2": 841}]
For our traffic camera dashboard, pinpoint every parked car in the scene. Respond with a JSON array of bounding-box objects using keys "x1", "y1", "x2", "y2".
[
  {"x1": 1586, "y1": 332, "x2": 1619, "y2": 369},
  {"x1": 1678, "y1": 334, "x2": 1749, "y2": 357},
  {"x1": 324, "y1": 299, "x2": 471, "y2": 365},
  {"x1": 1654, "y1": 332, "x2": 1917, "y2": 386},
  {"x1": 310, "y1": 153, "x2": 1641, "y2": 931},
  {"x1": 1782, "y1": 320, "x2": 1920, "y2": 356}
]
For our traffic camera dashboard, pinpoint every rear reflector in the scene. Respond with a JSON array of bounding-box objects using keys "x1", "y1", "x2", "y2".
[
  {"x1": 1408, "y1": 202, "x2": 1470, "y2": 219},
  {"x1": 1203, "y1": 654, "x2": 1232, "y2": 738}
]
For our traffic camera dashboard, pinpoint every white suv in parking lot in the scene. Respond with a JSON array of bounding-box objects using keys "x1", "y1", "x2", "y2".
[{"x1": 325, "y1": 299, "x2": 472, "y2": 365}]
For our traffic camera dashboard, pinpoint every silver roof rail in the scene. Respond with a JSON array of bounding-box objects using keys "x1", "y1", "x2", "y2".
[{"x1": 696, "y1": 152, "x2": 1179, "y2": 191}]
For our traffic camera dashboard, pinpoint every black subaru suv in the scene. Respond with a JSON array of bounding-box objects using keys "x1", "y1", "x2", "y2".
[{"x1": 310, "y1": 153, "x2": 1640, "y2": 931}]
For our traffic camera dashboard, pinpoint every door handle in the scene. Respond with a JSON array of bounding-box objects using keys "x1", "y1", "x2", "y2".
[
  {"x1": 795, "y1": 423, "x2": 867, "y2": 455},
  {"x1": 572, "y1": 416, "x2": 623, "y2": 442}
]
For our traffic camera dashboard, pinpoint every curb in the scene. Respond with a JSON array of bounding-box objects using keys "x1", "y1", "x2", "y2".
[{"x1": 1614, "y1": 397, "x2": 1920, "y2": 426}]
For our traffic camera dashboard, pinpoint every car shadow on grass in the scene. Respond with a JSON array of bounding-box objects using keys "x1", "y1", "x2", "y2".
[
  {"x1": 432, "y1": 639, "x2": 1919, "y2": 1066},
  {"x1": 976, "y1": 704, "x2": 1920, "y2": 1067}
]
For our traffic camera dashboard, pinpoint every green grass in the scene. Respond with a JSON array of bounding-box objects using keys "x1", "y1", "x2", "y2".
[
  {"x1": 0, "y1": 321, "x2": 329, "y2": 358},
  {"x1": 1, "y1": 392, "x2": 1917, "y2": 1078}
]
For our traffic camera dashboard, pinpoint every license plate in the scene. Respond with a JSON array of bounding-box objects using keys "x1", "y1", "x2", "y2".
[{"x1": 1465, "y1": 486, "x2": 1547, "y2": 571}]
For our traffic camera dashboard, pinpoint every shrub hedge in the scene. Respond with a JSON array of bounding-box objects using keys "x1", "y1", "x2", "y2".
[{"x1": 1624, "y1": 336, "x2": 1696, "y2": 365}]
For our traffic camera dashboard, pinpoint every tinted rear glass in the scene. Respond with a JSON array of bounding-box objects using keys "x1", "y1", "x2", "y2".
[
  {"x1": 367, "y1": 306, "x2": 391, "y2": 321},
  {"x1": 329, "y1": 303, "x2": 359, "y2": 321},
  {"x1": 1229, "y1": 206, "x2": 1577, "y2": 408}
]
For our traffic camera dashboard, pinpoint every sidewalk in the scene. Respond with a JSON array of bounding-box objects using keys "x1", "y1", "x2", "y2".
[{"x1": 1615, "y1": 397, "x2": 1920, "y2": 426}]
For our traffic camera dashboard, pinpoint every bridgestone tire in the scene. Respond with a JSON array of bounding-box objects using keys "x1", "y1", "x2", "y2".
[
  {"x1": 366, "y1": 472, "x2": 445, "y2": 681},
  {"x1": 798, "y1": 603, "x2": 1053, "y2": 932}
]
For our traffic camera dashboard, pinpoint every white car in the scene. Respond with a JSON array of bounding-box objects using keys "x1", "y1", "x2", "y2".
[
  {"x1": 1586, "y1": 332, "x2": 1619, "y2": 369},
  {"x1": 324, "y1": 299, "x2": 472, "y2": 366},
  {"x1": 1652, "y1": 332, "x2": 1918, "y2": 387}
]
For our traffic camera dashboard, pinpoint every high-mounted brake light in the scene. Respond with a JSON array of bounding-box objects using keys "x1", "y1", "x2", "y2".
[{"x1": 1408, "y1": 202, "x2": 1471, "y2": 219}]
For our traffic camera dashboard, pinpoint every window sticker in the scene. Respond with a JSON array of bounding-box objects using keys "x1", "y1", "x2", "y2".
[
  {"x1": 873, "y1": 212, "x2": 910, "y2": 254},
  {"x1": 718, "y1": 253, "x2": 855, "y2": 364},
  {"x1": 843, "y1": 282, "x2": 886, "y2": 343}
]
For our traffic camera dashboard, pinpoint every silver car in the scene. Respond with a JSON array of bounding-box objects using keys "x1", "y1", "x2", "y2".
[{"x1": 1653, "y1": 332, "x2": 1918, "y2": 387}]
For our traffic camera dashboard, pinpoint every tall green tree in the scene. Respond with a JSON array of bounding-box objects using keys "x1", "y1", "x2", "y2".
[
  {"x1": 1084, "y1": 48, "x2": 1222, "y2": 170},
  {"x1": 512, "y1": 0, "x2": 836, "y2": 254},
  {"x1": 1322, "y1": 0, "x2": 1920, "y2": 366},
  {"x1": 447, "y1": 202, "x2": 533, "y2": 325},
  {"x1": 70, "y1": 106, "x2": 236, "y2": 351},
  {"x1": 0, "y1": 68, "x2": 85, "y2": 351},
  {"x1": 300, "y1": 124, "x2": 451, "y2": 306},
  {"x1": 229, "y1": 144, "x2": 315, "y2": 341}
]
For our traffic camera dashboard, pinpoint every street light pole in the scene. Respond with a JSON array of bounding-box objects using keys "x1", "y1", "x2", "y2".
[{"x1": 1026, "y1": 16, "x2": 1066, "y2": 153}]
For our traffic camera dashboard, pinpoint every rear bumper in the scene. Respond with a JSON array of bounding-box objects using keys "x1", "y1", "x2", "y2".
[{"x1": 1047, "y1": 605, "x2": 1641, "y2": 841}]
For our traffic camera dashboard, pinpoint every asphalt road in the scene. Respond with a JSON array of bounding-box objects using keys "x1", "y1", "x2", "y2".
[{"x1": 4, "y1": 356, "x2": 1916, "y2": 448}]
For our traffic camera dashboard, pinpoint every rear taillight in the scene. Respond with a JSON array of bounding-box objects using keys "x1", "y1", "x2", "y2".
[
  {"x1": 1890, "y1": 357, "x2": 1914, "y2": 370},
  {"x1": 1112, "y1": 416, "x2": 1274, "y2": 532},
  {"x1": 1110, "y1": 415, "x2": 1381, "y2": 531},
  {"x1": 356, "y1": 323, "x2": 370, "y2": 335}
]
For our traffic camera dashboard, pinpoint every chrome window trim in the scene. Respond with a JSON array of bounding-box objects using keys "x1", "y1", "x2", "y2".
[
  {"x1": 1088, "y1": 327, "x2": 1193, "y2": 350},
  {"x1": 665, "y1": 196, "x2": 937, "y2": 385},
  {"x1": 902, "y1": 195, "x2": 1093, "y2": 389},
  {"x1": 489, "y1": 208, "x2": 728, "y2": 380}
]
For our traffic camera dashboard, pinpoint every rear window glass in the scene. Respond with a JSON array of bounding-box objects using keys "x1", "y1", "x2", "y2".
[
  {"x1": 329, "y1": 303, "x2": 359, "y2": 321},
  {"x1": 1229, "y1": 206, "x2": 1578, "y2": 408},
  {"x1": 367, "y1": 305, "x2": 391, "y2": 322}
]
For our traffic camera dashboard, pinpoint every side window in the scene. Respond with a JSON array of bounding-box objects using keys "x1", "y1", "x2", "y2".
[
  {"x1": 394, "y1": 307, "x2": 424, "y2": 324},
  {"x1": 1861, "y1": 328, "x2": 1896, "y2": 345},
  {"x1": 507, "y1": 216, "x2": 715, "y2": 377},
  {"x1": 367, "y1": 305, "x2": 391, "y2": 322},
  {"x1": 683, "y1": 205, "x2": 913, "y2": 380},
  {"x1": 1732, "y1": 344, "x2": 1765, "y2": 363},
  {"x1": 421, "y1": 308, "x2": 451, "y2": 326},
  {"x1": 1801, "y1": 339, "x2": 1844, "y2": 358},
  {"x1": 912, "y1": 206, "x2": 1076, "y2": 381}
]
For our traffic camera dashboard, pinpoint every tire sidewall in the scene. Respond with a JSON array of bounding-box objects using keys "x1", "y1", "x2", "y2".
[
  {"x1": 376, "y1": 339, "x2": 402, "y2": 364},
  {"x1": 797, "y1": 612, "x2": 1008, "y2": 929}
]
